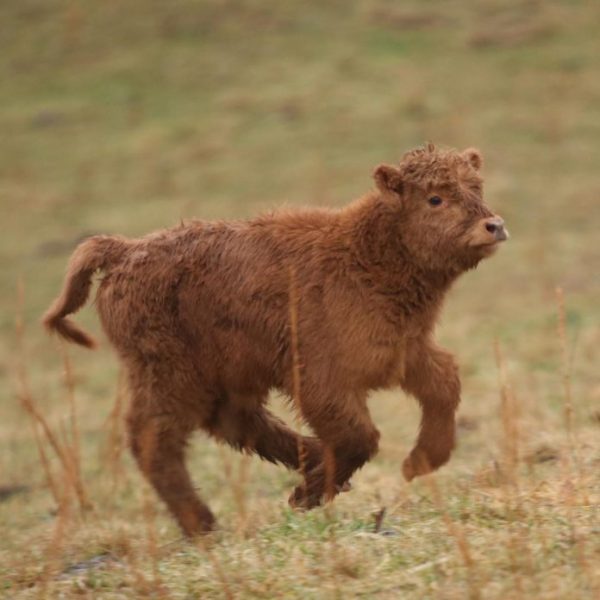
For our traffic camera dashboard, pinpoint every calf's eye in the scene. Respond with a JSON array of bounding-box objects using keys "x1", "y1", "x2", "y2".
[{"x1": 428, "y1": 196, "x2": 443, "y2": 207}]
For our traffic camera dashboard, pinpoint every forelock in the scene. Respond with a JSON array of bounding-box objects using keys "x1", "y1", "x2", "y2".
[{"x1": 398, "y1": 144, "x2": 482, "y2": 197}]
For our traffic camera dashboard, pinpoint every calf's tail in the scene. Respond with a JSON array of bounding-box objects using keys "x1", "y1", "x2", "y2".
[{"x1": 42, "y1": 235, "x2": 128, "y2": 349}]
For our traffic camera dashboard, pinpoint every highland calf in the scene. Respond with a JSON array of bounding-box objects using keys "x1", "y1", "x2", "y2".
[{"x1": 44, "y1": 144, "x2": 508, "y2": 536}]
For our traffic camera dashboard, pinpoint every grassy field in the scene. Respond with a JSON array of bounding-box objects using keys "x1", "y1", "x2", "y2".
[{"x1": 1, "y1": 0, "x2": 599, "y2": 597}]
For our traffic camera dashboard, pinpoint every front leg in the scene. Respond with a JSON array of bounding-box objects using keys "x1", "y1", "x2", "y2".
[
  {"x1": 401, "y1": 339, "x2": 461, "y2": 481},
  {"x1": 286, "y1": 387, "x2": 379, "y2": 510}
]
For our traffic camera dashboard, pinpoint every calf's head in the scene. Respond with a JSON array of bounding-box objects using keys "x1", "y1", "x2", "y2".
[{"x1": 374, "y1": 144, "x2": 508, "y2": 273}]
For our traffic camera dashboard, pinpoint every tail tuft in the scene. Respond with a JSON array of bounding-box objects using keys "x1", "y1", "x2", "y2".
[
  {"x1": 43, "y1": 314, "x2": 97, "y2": 349},
  {"x1": 42, "y1": 235, "x2": 127, "y2": 349}
]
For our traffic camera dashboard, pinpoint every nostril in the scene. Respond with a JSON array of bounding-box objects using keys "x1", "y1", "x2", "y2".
[{"x1": 485, "y1": 222, "x2": 497, "y2": 234}]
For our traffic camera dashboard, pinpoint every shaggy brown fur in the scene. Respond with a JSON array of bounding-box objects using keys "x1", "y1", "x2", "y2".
[{"x1": 43, "y1": 144, "x2": 507, "y2": 536}]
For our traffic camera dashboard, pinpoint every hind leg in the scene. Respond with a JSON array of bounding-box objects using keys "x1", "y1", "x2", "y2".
[
  {"x1": 127, "y1": 392, "x2": 215, "y2": 537},
  {"x1": 208, "y1": 397, "x2": 322, "y2": 473}
]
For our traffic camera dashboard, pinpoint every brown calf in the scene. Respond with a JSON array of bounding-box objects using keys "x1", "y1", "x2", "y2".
[{"x1": 43, "y1": 144, "x2": 507, "y2": 536}]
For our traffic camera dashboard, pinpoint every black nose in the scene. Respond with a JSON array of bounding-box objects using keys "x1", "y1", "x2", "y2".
[
  {"x1": 484, "y1": 217, "x2": 507, "y2": 241},
  {"x1": 485, "y1": 219, "x2": 502, "y2": 234}
]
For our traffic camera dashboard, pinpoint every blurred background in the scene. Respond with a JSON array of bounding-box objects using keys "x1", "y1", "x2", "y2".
[{"x1": 0, "y1": 1, "x2": 598, "y2": 597}]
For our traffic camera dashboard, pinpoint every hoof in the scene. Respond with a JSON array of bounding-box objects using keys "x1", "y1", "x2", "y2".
[
  {"x1": 178, "y1": 507, "x2": 217, "y2": 538},
  {"x1": 339, "y1": 480, "x2": 352, "y2": 493},
  {"x1": 288, "y1": 480, "x2": 351, "y2": 510},
  {"x1": 288, "y1": 485, "x2": 322, "y2": 511},
  {"x1": 402, "y1": 450, "x2": 433, "y2": 482}
]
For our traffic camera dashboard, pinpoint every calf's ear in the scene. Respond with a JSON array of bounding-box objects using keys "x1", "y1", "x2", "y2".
[
  {"x1": 462, "y1": 148, "x2": 483, "y2": 171},
  {"x1": 373, "y1": 164, "x2": 403, "y2": 196}
]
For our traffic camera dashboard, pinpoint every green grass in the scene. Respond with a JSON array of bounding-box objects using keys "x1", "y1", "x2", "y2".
[{"x1": 1, "y1": 0, "x2": 599, "y2": 597}]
